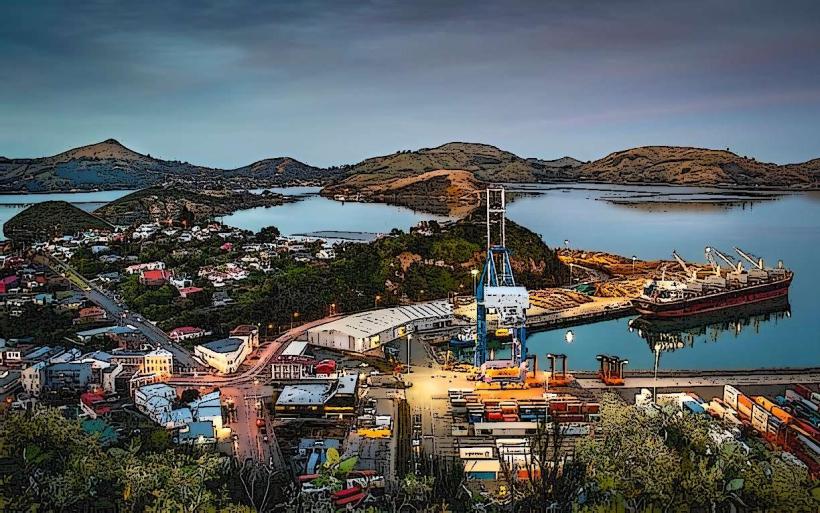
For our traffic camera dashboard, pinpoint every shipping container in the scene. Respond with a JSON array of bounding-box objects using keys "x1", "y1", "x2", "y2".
[
  {"x1": 754, "y1": 396, "x2": 794, "y2": 424},
  {"x1": 683, "y1": 401, "x2": 706, "y2": 415},
  {"x1": 751, "y1": 404, "x2": 771, "y2": 433},
  {"x1": 793, "y1": 384, "x2": 812, "y2": 400},
  {"x1": 737, "y1": 394, "x2": 753, "y2": 419},
  {"x1": 723, "y1": 385, "x2": 741, "y2": 410},
  {"x1": 459, "y1": 447, "x2": 495, "y2": 459},
  {"x1": 502, "y1": 414, "x2": 519, "y2": 422}
]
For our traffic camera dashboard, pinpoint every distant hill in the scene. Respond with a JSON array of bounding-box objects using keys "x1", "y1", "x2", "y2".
[
  {"x1": 4, "y1": 201, "x2": 111, "y2": 241},
  {"x1": 3, "y1": 139, "x2": 817, "y2": 195},
  {"x1": 94, "y1": 186, "x2": 291, "y2": 226},
  {"x1": 325, "y1": 169, "x2": 484, "y2": 216},
  {"x1": 576, "y1": 146, "x2": 820, "y2": 187},
  {"x1": 0, "y1": 139, "x2": 337, "y2": 192},
  {"x1": 338, "y1": 142, "x2": 582, "y2": 184},
  {"x1": 322, "y1": 143, "x2": 819, "y2": 213}
]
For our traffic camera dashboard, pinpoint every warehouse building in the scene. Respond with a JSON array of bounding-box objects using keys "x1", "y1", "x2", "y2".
[
  {"x1": 305, "y1": 301, "x2": 452, "y2": 353},
  {"x1": 274, "y1": 373, "x2": 359, "y2": 419}
]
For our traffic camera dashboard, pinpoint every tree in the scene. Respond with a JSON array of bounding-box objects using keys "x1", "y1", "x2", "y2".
[{"x1": 499, "y1": 421, "x2": 586, "y2": 513}]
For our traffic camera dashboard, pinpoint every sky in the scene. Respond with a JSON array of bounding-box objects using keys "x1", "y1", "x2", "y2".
[{"x1": 2, "y1": 0, "x2": 819, "y2": 168}]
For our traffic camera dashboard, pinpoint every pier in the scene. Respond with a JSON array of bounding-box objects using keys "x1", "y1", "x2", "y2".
[{"x1": 573, "y1": 367, "x2": 820, "y2": 389}]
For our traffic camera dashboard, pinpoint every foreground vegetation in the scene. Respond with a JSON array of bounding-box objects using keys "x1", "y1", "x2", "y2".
[{"x1": 2, "y1": 394, "x2": 815, "y2": 513}]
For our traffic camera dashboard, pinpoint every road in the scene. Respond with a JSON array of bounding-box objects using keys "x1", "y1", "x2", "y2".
[
  {"x1": 41, "y1": 251, "x2": 202, "y2": 371},
  {"x1": 168, "y1": 316, "x2": 340, "y2": 387}
]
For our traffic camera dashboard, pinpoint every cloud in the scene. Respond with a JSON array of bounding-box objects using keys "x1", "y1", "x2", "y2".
[{"x1": 1, "y1": 0, "x2": 819, "y2": 166}]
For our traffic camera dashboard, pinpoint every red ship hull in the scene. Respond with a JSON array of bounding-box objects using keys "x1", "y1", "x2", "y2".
[{"x1": 632, "y1": 275, "x2": 792, "y2": 318}]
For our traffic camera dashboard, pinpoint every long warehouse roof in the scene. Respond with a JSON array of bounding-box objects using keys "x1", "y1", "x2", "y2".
[{"x1": 307, "y1": 300, "x2": 452, "y2": 340}]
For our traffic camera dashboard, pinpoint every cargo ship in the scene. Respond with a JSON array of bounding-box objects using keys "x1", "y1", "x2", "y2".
[
  {"x1": 632, "y1": 246, "x2": 793, "y2": 318},
  {"x1": 629, "y1": 295, "x2": 791, "y2": 352}
]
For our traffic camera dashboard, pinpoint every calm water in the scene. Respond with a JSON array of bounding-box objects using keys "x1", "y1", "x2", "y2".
[
  {"x1": 1, "y1": 185, "x2": 816, "y2": 370},
  {"x1": 0, "y1": 190, "x2": 136, "y2": 238},
  {"x1": 223, "y1": 192, "x2": 451, "y2": 235},
  {"x1": 504, "y1": 186, "x2": 820, "y2": 370}
]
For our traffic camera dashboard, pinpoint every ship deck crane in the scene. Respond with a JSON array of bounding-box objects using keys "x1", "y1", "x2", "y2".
[
  {"x1": 734, "y1": 247, "x2": 765, "y2": 270},
  {"x1": 710, "y1": 247, "x2": 743, "y2": 273},
  {"x1": 474, "y1": 188, "x2": 529, "y2": 383},
  {"x1": 672, "y1": 250, "x2": 690, "y2": 274}
]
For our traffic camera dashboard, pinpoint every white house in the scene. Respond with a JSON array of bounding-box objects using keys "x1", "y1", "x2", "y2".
[{"x1": 194, "y1": 338, "x2": 251, "y2": 374}]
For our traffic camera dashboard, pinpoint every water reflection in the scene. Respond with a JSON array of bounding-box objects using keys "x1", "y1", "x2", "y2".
[{"x1": 628, "y1": 296, "x2": 792, "y2": 355}]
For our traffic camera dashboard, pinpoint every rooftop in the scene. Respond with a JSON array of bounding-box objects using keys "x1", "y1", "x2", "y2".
[
  {"x1": 282, "y1": 340, "x2": 309, "y2": 357},
  {"x1": 200, "y1": 338, "x2": 243, "y2": 354},
  {"x1": 276, "y1": 382, "x2": 333, "y2": 406},
  {"x1": 307, "y1": 300, "x2": 452, "y2": 340}
]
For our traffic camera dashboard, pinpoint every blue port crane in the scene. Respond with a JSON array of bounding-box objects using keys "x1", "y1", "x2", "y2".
[{"x1": 474, "y1": 188, "x2": 529, "y2": 371}]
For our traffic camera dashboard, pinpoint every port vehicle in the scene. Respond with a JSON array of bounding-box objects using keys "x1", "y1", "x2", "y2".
[{"x1": 633, "y1": 247, "x2": 792, "y2": 318}]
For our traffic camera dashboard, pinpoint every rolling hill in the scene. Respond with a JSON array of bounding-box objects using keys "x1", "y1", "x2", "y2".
[
  {"x1": 93, "y1": 187, "x2": 291, "y2": 226},
  {"x1": 0, "y1": 139, "x2": 337, "y2": 192},
  {"x1": 4, "y1": 201, "x2": 112, "y2": 241},
  {"x1": 576, "y1": 146, "x2": 820, "y2": 187}
]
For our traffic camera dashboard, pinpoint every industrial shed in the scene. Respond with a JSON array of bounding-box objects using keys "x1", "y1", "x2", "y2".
[{"x1": 305, "y1": 300, "x2": 453, "y2": 353}]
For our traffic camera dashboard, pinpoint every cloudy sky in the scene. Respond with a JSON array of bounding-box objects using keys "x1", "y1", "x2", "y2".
[{"x1": 2, "y1": 0, "x2": 819, "y2": 167}]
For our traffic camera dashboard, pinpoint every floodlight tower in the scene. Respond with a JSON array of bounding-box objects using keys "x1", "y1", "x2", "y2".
[{"x1": 474, "y1": 188, "x2": 529, "y2": 370}]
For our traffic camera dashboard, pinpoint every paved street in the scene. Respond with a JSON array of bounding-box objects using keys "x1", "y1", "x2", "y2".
[{"x1": 42, "y1": 252, "x2": 203, "y2": 370}]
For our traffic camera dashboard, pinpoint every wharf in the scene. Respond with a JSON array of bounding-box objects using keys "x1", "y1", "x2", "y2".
[{"x1": 573, "y1": 367, "x2": 820, "y2": 389}]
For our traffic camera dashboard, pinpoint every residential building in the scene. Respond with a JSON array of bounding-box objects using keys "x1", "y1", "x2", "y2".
[
  {"x1": 194, "y1": 338, "x2": 251, "y2": 374},
  {"x1": 75, "y1": 306, "x2": 107, "y2": 324},
  {"x1": 43, "y1": 362, "x2": 92, "y2": 391},
  {"x1": 21, "y1": 361, "x2": 46, "y2": 396},
  {"x1": 175, "y1": 421, "x2": 216, "y2": 445},
  {"x1": 144, "y1": 348, "x2": 174, "y2": 378},
  {"x1": 168, "y1": 326, "x2": 207, "y2": 342},
  {"x1": 140, "y1": 269, "x2": 171, "y2": 286},
  {"x1": 125, "y1": 261, "x2": 165, "y2": 275},
  {"x1": 189, "y1": 390, "x2": 223, "y2": 430}
]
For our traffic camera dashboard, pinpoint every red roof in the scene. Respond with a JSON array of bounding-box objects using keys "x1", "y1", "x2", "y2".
[
  {"x1": 178, "y1": 286, "x2": 204, "y2": 295},
  {"x1": 169, "y1": 326, "x2": 204, "y2": 336},
  {"x1": 141, "y1": 269, "x2": 170, "y2": 281}
]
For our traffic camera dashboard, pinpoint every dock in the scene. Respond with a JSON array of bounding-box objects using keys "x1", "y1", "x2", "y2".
[{"x1": 574, "y1": 368, "x2": 820, "y2": 389}]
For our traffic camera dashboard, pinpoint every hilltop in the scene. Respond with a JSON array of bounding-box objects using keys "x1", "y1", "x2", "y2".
[
  {"x1": 2, "y1": 139, "x2": 817, "y2": 198},
  {"x1": 0, "y1": 139, "x2": 336, "y2": 192},
  {"x1": 576, "y1": 146, "x2": 820, "y2": 187},
  {"x1": 337, "y1": 142, "x2": 582, "y2": 183},
  {"x1": 93, "y1": 187, "x2": 292, "y2": 226},
  {"x1": 4, "y1": 201, "x2": 112, "y2": 241}
]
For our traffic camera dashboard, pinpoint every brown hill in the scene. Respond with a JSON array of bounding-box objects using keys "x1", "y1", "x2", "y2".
[
  {"x1": 326, "y1": 169, "x2": 483, "y2": 216},
  {"x1": 339, "y1": 142, "x2": 581, "y2": 183},
  {"x1": 0, "y1": 139, "x2": 338, "y2": 192},
  {"x1": 577, "y1": 146, "x2": 820, "y2": 187}
]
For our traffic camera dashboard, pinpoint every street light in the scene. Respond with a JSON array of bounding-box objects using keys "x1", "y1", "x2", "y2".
[
  {"x1": 632, "y1": 255, "x2": 637, "y2": 273},
  {"x1": 374, "y1": 294, "x2": 381, "y2": 308},
  {"x1": 471, "y1": 269, "x2": 479, "y2": 297},
  {"x1": 291, "y1": 311, "x2": 300, "y2": 330}
]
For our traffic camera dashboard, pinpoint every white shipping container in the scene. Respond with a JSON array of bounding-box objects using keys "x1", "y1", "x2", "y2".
[
  {"x1": 459, "y1": 447, "x2": 494, "y2": 459},
  {"x1": 751, "y1": 404, "x2": 770, "y2": 434},
  {"x1": 724, "y1": 385, "x2": 740, "y2": 410}
]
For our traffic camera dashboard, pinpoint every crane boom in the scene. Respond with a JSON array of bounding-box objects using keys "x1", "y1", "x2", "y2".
[
  {"x1": 672, "y1": 251, "x2": 690, "y2": 274},
  {"x1": 713, "y1": 248, "x2": 743, "y2": 272},
  {"x1": 734, "y1": 247, "x2": 764, "y2": 270}
]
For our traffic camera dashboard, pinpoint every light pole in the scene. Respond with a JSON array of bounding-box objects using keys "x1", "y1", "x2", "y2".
[
  {"x1": 291, "y1": 311, "x2": 299, "y2": 330},
  {"x1": 653, "y1": 343, "x2": 661, "y2": 403},
  {"x1": 374, "y1": 295, "x2": 381, "y2": 308},
  {"x1": 471, "y1": 269, "x2": 478, "y2": 297},
  {"x1": 406, "y1": 332, "x2": 412, "y2": 373},
  {"x1": 632, "y1": 255, "x2": 637, "y2": 273}
]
